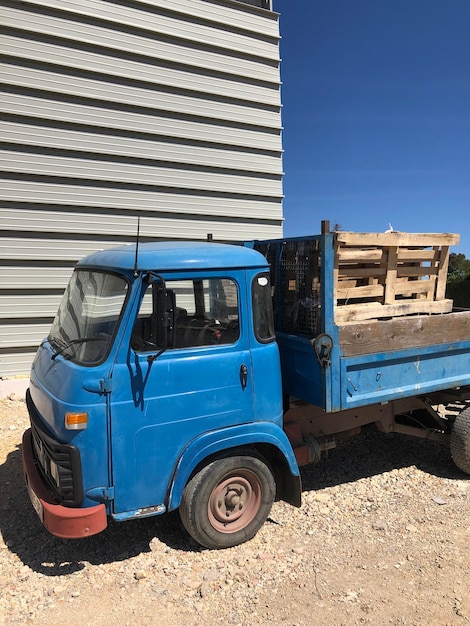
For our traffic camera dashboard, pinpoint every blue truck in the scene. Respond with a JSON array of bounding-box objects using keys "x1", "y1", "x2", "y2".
[{"x1": 22, "y1": 222, "x2": 470, "y2": 549}]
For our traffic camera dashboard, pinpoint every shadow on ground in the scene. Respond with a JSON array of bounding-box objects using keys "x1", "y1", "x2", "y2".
[
  {"x1": 0, "y1": 443, "x2": 197, "y2": 576},
  {"x1": 299, "y1": 425, "x2": 464, "y2": 492},
  {"x1": 0, "y1": 428, "x2": 466, "y2": 575}
]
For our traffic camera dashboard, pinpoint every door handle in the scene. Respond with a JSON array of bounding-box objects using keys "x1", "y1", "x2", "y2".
[{"x1": 240, "y1": 364, "x2": 248, "y2": 390}]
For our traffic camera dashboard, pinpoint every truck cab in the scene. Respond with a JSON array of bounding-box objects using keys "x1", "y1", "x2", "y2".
[{"x1": 23, "y1": 242, "x2": 301, "y2": 549}]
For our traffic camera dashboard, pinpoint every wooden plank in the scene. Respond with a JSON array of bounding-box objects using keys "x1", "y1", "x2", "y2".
[
  {"x1": 396, "y1": 249, "x2": 440, "y2": 261},
  {"x1": 333, "y1": 240, "x2": 341, "y2": 302},
  {"x1": 436, "y1": 246, "x2": 450, "y2": 300},
  {"x1": 336, "y1": 284, "x2": 384, "y2": 299},
  {"x1": 337, "y1": 248, "x2": 384, "y2": 262},
  {"x1": 425, "y1": 247, "x2": 440, "y2": 300},
  {"x1": 339, "y1": 247, "x2": 439, "y2": 263},
  {"x1": 339, "y1": 309, "x2": 470, "y2": 356},
  {"x1": 394, "y1": 281, "x2": 435, "y2": 297},
  {"x1": 337, "y1": 279, "x2": 360, "y2": 289},
  {"x1": 334, "y1": 298, "x2": 454, "y2": 323},
  {"x1": 397, "y1": 266, "x2": 438, "y2": 277},
  {"x1": 336, "y1": 231, "x2": 460, "y2": 247},
  {"x1": 384, "y1": 246, "x2": 397, "y2": 305},
  {"x1": 338, "y1": 267, "x2": 386, "y2": 278}
]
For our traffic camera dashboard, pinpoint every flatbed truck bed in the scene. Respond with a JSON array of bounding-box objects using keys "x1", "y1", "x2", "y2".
[{"x1": 251, "y1": 222, "x2": 470, "y2": 467}]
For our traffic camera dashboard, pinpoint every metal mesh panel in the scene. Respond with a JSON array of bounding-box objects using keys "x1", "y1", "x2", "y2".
[{"x1": 254, "y1": 238, "x2": 321, "y2": 337}]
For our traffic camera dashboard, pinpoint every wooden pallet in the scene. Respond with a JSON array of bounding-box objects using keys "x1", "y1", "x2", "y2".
[{"x1": 334, "y1": 231, "x2": 459, "y2": 323}]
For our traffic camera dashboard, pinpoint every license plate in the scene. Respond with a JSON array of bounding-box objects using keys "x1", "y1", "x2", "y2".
[{"x1": 26, "y1": 476, "x2": 44, "y2": 522}]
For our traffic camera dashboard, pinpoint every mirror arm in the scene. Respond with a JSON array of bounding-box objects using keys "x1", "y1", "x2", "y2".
[
  {"x1": 148, "y1": 273, "x2": 176, "y2": 360},
  {"x1": 148, "y1": 271, "x2": 166, "y2": 288}
]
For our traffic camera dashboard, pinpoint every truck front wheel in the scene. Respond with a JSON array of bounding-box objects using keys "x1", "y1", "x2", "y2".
[
  {"x1": 450, "y1": 406, "x2": 470, "y2": 475},
  {"x1": 179, "y1": 452, "x2": 275, "y2": 549}
]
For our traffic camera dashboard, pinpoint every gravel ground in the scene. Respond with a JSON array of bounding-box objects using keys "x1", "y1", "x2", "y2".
[{"x1": 1, "y1": 394, "x2": 469, "y2": 626}]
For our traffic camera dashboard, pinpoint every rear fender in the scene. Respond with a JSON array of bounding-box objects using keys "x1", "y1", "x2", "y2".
[{"x1": 167, "y1": 422, "x2": 300, "y2": 511}]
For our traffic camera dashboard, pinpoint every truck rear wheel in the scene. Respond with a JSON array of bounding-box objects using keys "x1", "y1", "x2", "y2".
[
  {"x1": 179, "y1": 452, "x2": 275, "y2": 549},
  {"x1": 450, "y1": 406, "x2": 470, "y2": 475}
]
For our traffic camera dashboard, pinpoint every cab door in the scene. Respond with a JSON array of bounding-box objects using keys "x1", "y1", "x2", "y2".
[{"x1": 109, "y1": 272, "x2": 254, "y2": 514}]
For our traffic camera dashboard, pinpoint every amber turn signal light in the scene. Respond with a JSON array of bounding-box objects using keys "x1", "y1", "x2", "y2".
[{"x1": 65, "y1": 412, "x2": 88, "y2": 430}]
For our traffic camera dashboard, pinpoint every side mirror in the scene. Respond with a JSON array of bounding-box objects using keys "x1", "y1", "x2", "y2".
[{"x1": 153, "y1": 287, "x2": 176, "y2": 349}]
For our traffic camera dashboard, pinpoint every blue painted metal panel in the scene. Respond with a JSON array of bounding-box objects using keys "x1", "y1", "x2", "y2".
[
  {"x1": 29, "y1": 341, "x2": 113, "y2": 509},
  {"x1": 320, "y1": 231, "x2": 341, "y2": 411},
  {"x1": 111, "y1": 368, "x2": 253, "y2": 509},
  {"x1": 168, "y1": 421, "x2": 300, "y2": 511},
  {"x1": 79, "y1": 241, "x2": 268, "y2": 273},
  {"x1": 340, "y1": 340, "x2": 470, "y2": 409},
  {"x1": 250, "y1": 340, "x2": 283, "y2": 422},
  {"x1": 276, "y1": 332, "x2": 325, "y2": 407},
  {"x1": 111, "y1": 341, "x2": 255, "y2": 513},
  {"x1": 249, "y1": 234, "x2": 329, "y2": 408},
  {"x1": 108, "y1": 267, "x2": 285, "y2": 515}
]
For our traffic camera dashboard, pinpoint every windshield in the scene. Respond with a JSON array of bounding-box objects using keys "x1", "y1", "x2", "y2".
[{"x1": 49, "y1": 270, "x2": 129, "y2": 365}]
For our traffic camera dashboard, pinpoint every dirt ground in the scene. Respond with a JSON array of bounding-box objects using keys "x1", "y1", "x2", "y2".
[{"x1": 1, "y1": 394, "x2": 469, "y2": 626}]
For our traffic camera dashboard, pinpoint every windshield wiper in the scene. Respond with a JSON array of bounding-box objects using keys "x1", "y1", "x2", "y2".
[{"x1": 51, "y1": 337, "x2": 104, "y2": 361}]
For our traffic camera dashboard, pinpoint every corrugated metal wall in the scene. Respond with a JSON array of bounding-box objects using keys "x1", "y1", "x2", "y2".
[{"x1": 0, "y1": 0, "x2": 283, "y2": 376}]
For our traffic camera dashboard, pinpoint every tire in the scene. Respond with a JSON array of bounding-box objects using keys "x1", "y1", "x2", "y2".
[
  {"x1": 179, "y1": 452, "x2": 275, "y2": 549},
  {"x1": 450, "y1": 406, "x2": 470, "y2": 475}
]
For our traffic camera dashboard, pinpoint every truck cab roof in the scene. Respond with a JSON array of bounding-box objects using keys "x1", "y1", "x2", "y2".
[{"x1": 76, "y1": 241, "x2": 268, "y2": 273}]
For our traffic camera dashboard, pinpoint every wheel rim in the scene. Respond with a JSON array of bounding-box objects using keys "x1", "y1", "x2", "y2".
[{"x1": 208, "y1": 470, "x2": 262, "y2": 534}]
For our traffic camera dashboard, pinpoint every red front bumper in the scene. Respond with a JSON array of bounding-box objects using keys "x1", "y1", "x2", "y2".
[{"x1": 22, "y1": 429, "x2": 107, "y2": 539}]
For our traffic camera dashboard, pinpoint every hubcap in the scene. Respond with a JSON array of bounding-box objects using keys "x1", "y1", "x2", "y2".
[{"x1": 208, "y1": 471, "x2": 262, "y2": 533}]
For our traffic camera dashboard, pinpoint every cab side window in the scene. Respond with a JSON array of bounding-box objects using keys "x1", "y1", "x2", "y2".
[
  {"x1": 252, "y1": 273, "x2": 275, "y2": 343},
  {"x1": 131, "y1": 278, "x2": 240, "y2": 352}
]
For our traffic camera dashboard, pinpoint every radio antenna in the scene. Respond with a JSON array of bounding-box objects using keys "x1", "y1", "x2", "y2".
[{"x1": 133, "y1": 215, "x2": 141, "y2": 277}]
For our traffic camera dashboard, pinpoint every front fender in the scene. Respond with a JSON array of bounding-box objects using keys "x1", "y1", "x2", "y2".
[{"x1": 167, "y1": 422, "x2": 300, "y2": 511}]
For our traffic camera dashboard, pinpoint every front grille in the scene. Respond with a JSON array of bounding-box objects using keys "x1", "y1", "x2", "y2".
[{"x1": 26, "y1": 391, "x2": 84, "y2": 506}]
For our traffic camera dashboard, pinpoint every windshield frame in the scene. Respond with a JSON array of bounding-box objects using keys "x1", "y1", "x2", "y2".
[{"x1": 48, "y1": 268, "x2": 131, "y2": 367}]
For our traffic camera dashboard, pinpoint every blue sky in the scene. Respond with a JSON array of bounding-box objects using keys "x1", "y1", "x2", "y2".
[{"x1": 274, "y1": 0, "x2": 470, "y2": 256}]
